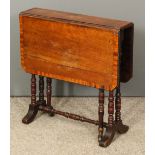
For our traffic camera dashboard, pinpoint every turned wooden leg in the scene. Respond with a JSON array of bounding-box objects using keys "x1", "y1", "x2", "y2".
[
  {"x1": 99, "y1": 90, "x2": 116, "y2": 147},
  {"x1": 46, "y1": 78, "x2": 54, "y2": 116},
  {"x1": 115, "y1": 85, "x2": 129, "y2": 134},
  {"x1": 22, "y1": 74, "x2": 39, "y2": 124},
  {"x1": 108, "y1": 91, "x2": 115, "y2": 127},
  {"x1": 98, "y1": 88, "x2": 104, "y2": 144},
  {"x1": 37, "y1": 76, "x2": 46, "y2": 106}
]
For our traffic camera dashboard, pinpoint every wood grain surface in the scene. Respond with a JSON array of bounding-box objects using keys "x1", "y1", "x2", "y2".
[
  {"x1": 20, "y1": 8, "x2": 132, "y2": 30},
  {"x1": 19, "y1": 8, "x2": 133, "y2": 90}
]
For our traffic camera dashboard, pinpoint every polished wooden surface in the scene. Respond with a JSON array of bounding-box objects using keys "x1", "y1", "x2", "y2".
[
  {"x1": 19, "y1": 8, "x2": 132, "y2": 30},
  {"x1": 19, "y1": 8, "x2": 133, "y2": 90},
  {"x1": 20, "y1": 8, "x2": 133, "y2": 147}
]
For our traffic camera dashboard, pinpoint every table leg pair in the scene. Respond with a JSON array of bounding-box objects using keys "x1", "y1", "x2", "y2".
[
  {"x1": 22, "y1": 74, "x2": 129, "y2": 147},
  {"x1": 98, "y1": 87, "x2": 129, "y2": 147},
  {"x1": 22, "y1": 75, "x2": 54, "y2": 124}
]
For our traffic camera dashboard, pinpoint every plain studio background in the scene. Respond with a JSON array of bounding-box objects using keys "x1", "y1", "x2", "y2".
[{"x1": 10, "y1": 0, "x2": 145, "y2": 96}]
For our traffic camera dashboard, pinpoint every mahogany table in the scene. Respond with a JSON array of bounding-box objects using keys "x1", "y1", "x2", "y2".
[{"x1": 19, "y1": 8, "x2": 134, "y2": 147}]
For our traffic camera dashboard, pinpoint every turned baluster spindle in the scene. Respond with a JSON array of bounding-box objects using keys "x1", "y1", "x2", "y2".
[
  {"x1": 22, "y1": 74, "x2": 38, "y2": 124},
  {"x1": 39, "y1": 105, "x2": 108, "y2": 126},
  {"x1": 31, "y1": 74, "x2": 36, "y2": 105},
  {"x1": 115, "y1": 86, "x2": 122, "y2": 123},
  {"x1": 98, "y1": 88, "x2": 104, "y2": 136},
  {"x1": 108, "y1": 91, "x2": 114, "y2": 127},
  {"x1": 39, "y1": 76, "x2": 44, "y2": 103},
  {"x1": 46, "y1": 78, "x2": 52, "y2": 106}
]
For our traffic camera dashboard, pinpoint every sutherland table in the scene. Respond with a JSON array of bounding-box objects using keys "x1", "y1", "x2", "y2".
[{"x1": 19, "y1": 8, "x2": 134, "y2": 147}]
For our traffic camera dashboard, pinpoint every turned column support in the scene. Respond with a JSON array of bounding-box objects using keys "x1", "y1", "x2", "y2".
[
  {"x1": 31, "y1": 74, "x2": 36, "y2": 105},
  {"x1": 46, "y1": 78, "x2": 52, "y2": 106},
  {"x1": 98, "y1": 90, "x2": 116, "y2": 147},
  {"x1": 46, "y1": 77, "x2": 54, "y2": 116},
  {"x1": 108, "y1": 90, "x2": 114, "y2": 127},
  {"x1": 98, "y1": 88, "x2": 104, "y2": 142},
  {"x1": 37, "y1": 76, "x2": 46, "y2": 105},
  {"x1": 115, "y1": 86, "x2": 122, "y2": 123},
  {"x1": 115, "y1": 84, "x2": 129, "y2": 134},
  {"x1": 22, "y1": 74, "x2": 39, "y2": 124}
]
